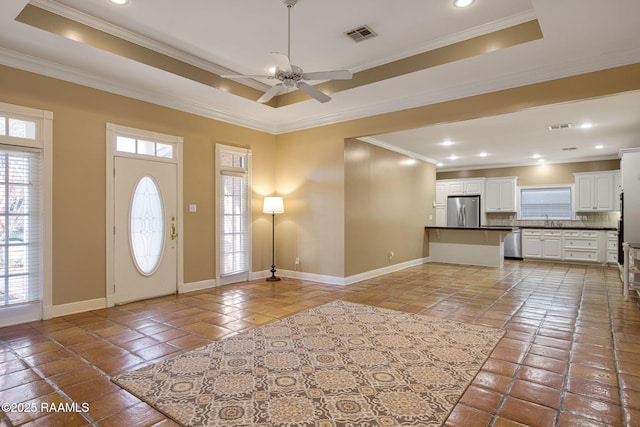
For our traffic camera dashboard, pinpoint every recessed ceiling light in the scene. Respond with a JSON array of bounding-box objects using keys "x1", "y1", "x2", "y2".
[
  {"x1": 449, "y1": 155, "x2": 458, "y2": 160},
  {"x1": 538, "y1": 158, "x2": 545, "y2": 163},
  {"x1": 440, "y1": 140, "x2": 454, "y2": 146},
  {"x1": 110, "y1": 0, "x2": 128, "y2": 5},
  {"x1": 580, "y1": 122, "x2": 593, "y2": 129},
  {"x1": 437, "y1": 162, "x2": 444, "y2": 167},
  {"x1": 453, "y1": 0, "x2": 475, "y2": 8},
  {"x1": 479, "y1": 152, "x2": 488, "y2": 157},
  {"x1": 532, "y1": 153, "x2": 541, "y2": 159},
  {"x1": 595, "y1": 144, "x2": 604, "y2": 149}
]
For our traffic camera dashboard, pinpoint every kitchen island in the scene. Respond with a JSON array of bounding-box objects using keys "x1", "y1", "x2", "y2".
[{"x1": 425, "y1": 226, "x2": 517, "y2": 267}]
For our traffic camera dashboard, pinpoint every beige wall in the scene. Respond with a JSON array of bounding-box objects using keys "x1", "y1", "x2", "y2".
[
  {"x1": 437, "y1": 159, "x2": 621, "y2": 185},
  {"x1": 2, "y1": 61, "x2": 640, "y2": 309},
  {"x1": 0, "y1": 65, "x2": 276, "y2": 305},
  {"x1": 344, "y1": 139, "x2": 433, "y2": 276}
]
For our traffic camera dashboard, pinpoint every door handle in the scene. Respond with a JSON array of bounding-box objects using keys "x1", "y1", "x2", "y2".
[{"x1": 170, "y1": 216, "x2": 178, "y2": 240}]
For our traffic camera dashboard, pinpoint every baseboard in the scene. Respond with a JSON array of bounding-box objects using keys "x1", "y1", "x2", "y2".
[
  {"x1": 43, "y1": 297, "x2": 107, "y2": 319},
  {"x1": 39, "y1": 259, "x2": 430, "y2": 320},
  {"x1": 343, "y1": 257, "x2": 431, "y2": 285},
  {"x1": 278, "y1": 257, "x2": 431, "y2": 286},
  {"x1": 178, "y1": 279, "x2": 217, "y2": 293}
]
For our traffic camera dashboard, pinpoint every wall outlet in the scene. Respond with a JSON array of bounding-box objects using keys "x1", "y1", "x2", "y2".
[
  {"x1": 388, "y1": 251, "x2": 394, "y2": 260},
  {"x1": 295, "y1": 257, "x2": 300, "y2": 265}
]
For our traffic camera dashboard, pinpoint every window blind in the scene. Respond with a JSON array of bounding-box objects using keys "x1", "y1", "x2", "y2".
[
  {"x1": 520, "y1": 187, "x2": 572, "y2": 219},
  {"x1": 220, "y1": 172, "x2": 248, "y2": 277},
  {"x1": 0, "y1": 147, "x2": 41, "y2": 307}
]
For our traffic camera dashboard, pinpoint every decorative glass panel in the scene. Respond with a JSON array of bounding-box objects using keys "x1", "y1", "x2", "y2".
[
  {"x1": 0, "y1": 117, "x2": 5, "y2": 136},
  {"x1": 130, "y1": 176, "x2": 164, "y2": 275},
  {"x1": 116, "y1": 136, "x2": 136, "y2": 153}
]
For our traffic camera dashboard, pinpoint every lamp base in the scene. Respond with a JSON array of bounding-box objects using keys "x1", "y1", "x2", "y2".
[{"x1": 266, "y1": 265, "x2": 280, "y2": 282}]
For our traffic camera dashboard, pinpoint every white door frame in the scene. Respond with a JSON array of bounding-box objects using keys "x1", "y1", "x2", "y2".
[{"x1": 106, "y1": 123, "x2": 183, "y2": 307}]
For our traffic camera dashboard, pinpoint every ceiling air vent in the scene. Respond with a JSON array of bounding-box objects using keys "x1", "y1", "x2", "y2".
[
  {"x1": 548, "y1": 123, "x2": 572, "y2": 130},
  {"x1": 345, "y1": 25, "x2": 377, "y2": 42},
  {"x1": 562, "y1": 147, "x2": 577, "y2": 151}
]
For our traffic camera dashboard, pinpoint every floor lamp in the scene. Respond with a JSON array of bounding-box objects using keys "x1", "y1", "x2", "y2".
[{"x1": 263, "y1": 196, "x2": 284, "y2": 282}]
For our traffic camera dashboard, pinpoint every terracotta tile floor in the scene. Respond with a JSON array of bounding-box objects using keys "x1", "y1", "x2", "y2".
[{"x1": 1, "y1": 260, "x2": 639, "y2": 426}]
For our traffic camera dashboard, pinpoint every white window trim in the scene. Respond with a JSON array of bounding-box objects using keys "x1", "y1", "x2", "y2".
[
  {"x1": 215, "y1": 143, "x2": 252, "y2": 286},
  {"x1": 105, "y1": 123, "x2": 183, "y2": 306},
  {"x1": 516, "y1": 184, "x2": 576, "y2": 220},
  {"x1": 0, "y1": 102, "x2": 52, "y2": 325}
]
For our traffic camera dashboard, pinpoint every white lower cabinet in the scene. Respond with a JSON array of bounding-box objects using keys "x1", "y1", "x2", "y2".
[
  {"x1": 523, "y1": 229, "x2": 562, "y2": 260},
  {"x1": 523, "y1": 229, "x2": 612, "y2": 263},
  {"x1": 607, "y1": 231, "x2": 618, "y2": 263},
  {"x1": 563, "y1": 230, "x2": 600, "y2": 263}
]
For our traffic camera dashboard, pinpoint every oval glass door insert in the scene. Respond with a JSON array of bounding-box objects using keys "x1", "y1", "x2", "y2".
[{"x1": 130, "y1": 176, "x2": 164, "y2": 275}]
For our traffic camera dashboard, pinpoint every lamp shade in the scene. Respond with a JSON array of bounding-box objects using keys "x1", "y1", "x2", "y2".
[{"x1": 263, "y1": 196, "x2": 284, "y2": 214}]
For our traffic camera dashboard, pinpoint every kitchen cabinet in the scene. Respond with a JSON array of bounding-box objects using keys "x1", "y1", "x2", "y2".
[
  {"x1": 485, "y1": 177, "x2": 517, "y2": 212},
  {"x1": 435, "y1": 182, "x2": 446, "y2": 207},
  {"x1": 563, "y1": 230, "x2": 600, "y2": 263},
  {"x1": 444, "y1": 179, "x2": 484, "y2": 195},
  {"x1": 607, "y1": 231, "x2": 618, "y2": 263},
  {"x1": 574, "y1": 171, "x2": 619, "y2": 212},
  {"x1": 523, "y1": 229, "x2": 562, "y2": 259}
]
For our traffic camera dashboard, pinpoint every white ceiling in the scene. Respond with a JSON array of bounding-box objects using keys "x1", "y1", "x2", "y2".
[{"x1": 1, "y1": 0, "x2": 640, "y2": 170}]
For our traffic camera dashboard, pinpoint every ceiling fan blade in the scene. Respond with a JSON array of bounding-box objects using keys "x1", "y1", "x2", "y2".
[
  {"x1": 220, "y1": 74, "x2": 274, "y2": 80},
  {"x1": 302, "y1": 70, "x2": 352, "y2": 80},
  {"x1": 297, "y1": 82, "x2": 331, "y2": 103},
  {"x1": 257, "y1": 83, "x2": 286, "y2": 103},
  {"x1": 271, "y1": 52, "x2": 292, "y2": 72}
]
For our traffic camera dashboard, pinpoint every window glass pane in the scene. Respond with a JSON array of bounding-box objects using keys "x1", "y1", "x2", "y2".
[
  {"x1": 232, "y1": 154, "x2": 245, "y2": 168},
  {"x1": 116, "y1": 136, "x2": 136, "y2": 153},
  {"x1": 220, "y1": 152, "x2": 233, "y2": 167},
  {"x1": 0, "y1": 117, "x2": 5, "y2": 136},
  {"x1": 137, "y1": 139, "x2": 155, "y2": 156},
  {"x1": 521, "y1": 187, "x2": 572, "y2": 219},
  {"x1": 130, "y1": 176, "x2": 164, "y2": 275},
  {"x1": 156, "y1": 143, "x2": 173, "y2": 158},
  {"x1": 8, "y1": 119, "x2": 36, "y2": 140}
]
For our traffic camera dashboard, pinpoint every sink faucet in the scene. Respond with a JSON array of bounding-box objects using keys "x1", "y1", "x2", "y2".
[{"x1": 544, "y1": 214, "x2": 550, "y2": 227}]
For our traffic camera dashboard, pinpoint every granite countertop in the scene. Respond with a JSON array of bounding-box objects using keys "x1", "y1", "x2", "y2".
[
  {"x1": 424, "y1": 226, "x2": 518, "y2": 231},
  {"x1": 516, "y1": 225, "x2": 617, "y2": 231},
  {"x1": 425, "y1": 225, "x2": 617, "y2": 231}
]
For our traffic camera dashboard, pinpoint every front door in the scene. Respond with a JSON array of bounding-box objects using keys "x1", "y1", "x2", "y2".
[{"x1": 113, "y1": 156, "x2": 177, "y2": 304}]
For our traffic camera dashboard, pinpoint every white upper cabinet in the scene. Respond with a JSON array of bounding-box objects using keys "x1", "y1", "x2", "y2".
[
  {"x1": 435, "y1": 182, "x2": 446, "y2": 207},
  {"x1": 445, "y1": 179, "x2": 484, "y2": 195},
  {"x1": 485, "y1": 177, "x2": 517, "y2": 212},
  {"x1": 574, "y1": 170, "x2": 620, "y2": 211}
]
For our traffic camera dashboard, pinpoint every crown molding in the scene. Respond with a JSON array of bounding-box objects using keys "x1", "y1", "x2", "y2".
[
  {"x1": 29, "y1": 0, "x2": 270, "y2": 92},
  {"x1": 272, "y1": 47, "x2": 640, "y2": 134},
  {"x1": 347, "y1": 10, "x2": 538, "y2": 73},
  {"x1": 357, "y1": 137, "x2": 438, "y2": 165},
  {"x1": 0, "y1": 47, "x2": 278, "y2": 134}
]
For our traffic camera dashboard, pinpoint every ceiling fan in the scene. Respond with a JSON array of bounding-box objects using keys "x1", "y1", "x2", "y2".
[{"x1": 221, "y1": 0, "x2": 352, "y2": 103}]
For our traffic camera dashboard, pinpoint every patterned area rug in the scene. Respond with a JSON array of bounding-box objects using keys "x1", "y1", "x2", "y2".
[{"x1": 112, "y1": 301, "x2": 504, "y2": 426}]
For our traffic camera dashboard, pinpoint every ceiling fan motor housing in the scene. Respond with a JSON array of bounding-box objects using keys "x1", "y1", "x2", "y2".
[{"x1": 282, "y1": 0, "x2": 298, "y2": 8}]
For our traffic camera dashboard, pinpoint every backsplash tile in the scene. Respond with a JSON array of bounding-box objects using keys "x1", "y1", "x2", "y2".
[{"x1": 485, "y1": 211, "x2": 620, "y2": 229}]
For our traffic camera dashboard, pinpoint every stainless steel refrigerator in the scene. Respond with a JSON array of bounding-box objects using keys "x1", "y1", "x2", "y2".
[{"x1": 446, "y1": 195, "x2": 480, "y2": 227}]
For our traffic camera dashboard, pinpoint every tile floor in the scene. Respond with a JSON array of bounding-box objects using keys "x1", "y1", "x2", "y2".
[{"x1": 1, "y1": 260, "x2": 639, "y2": 426}]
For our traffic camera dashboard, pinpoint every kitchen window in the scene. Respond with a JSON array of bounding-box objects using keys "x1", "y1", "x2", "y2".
[{"x1": 520, "y1": 186, "x2": 572, "y2": 220}]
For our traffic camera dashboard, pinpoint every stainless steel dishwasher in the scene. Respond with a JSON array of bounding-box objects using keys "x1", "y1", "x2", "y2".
[{"x1": 504, "y1": 228, "x2": 523, "y2": 259}]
